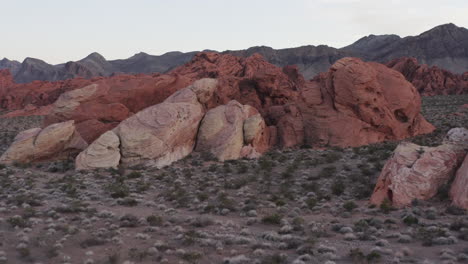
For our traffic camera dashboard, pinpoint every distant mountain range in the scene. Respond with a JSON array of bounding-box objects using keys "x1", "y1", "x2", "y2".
[{"x1": 1, "y1": 23, "x2": 467, "y2": 83}]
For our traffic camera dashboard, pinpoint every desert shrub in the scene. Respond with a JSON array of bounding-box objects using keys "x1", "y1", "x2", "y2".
[
  {"x1": 182, "y1": 230, "x2": 202, "y2": 246},
  {"x1": 200, "y1": 151, "x2": 217, "y2": 161},
  {"x1": 305, "y1": 197, "x2": 318, "y2": 209},
  {"x1": 331, "y1": 179, "x2": 345, "y2": 195},
  {"x1": 319, "y1": 166, "x2": 336, "y2": 178},
  {"x1": 416, "y1": 227, "x2": 446, "y2": 246},
  {"x1": 258, "y1": 157, "x2": 274, "y2": 172},
  {"x1": 446, "y1": 205, "x2": 466, "y2": 215},
  {"x1": 80, "y1": 237, "x2": 107, "y2": 248},
  {"x1": 236, "y1": 163, "x2": 249, "y2": 174},
  {"x1": 107, "y1": 181, "x2": 130, "y2": 199},
  {"x1": 120, "y1": 214, "x2": 139, "y2": 228},
  {"x1": 349, "y1": 248, "x2": 381, "y2": 263},
  {"x1": 323, "y1": 152, "x2": 342, "y2": 163},
  {"x1": 379, "y1": 198, "x2": 393, "y2": 214},
  {"x1": 260, "y1": 253, "x2": 287, "y2": 264},
  {"x1": 181, "y1": 251, "x2": 202, "y2": 263},
  {"x1": 403, "y1": 215, "x2": 419, "y2": 226},
  {"x1": 117, "y1": 197, "x2": 138, "y2": 207},
  {"x1": 146, "y1": 215, "x2": 163, "y2": 226},
  {"x1": 191, "y1": 216, "x2": 214, "y2": 228},
  {"x1": 343, "y1": 201, "x2": 358, "y2": 212},
  {"x1": 261, "y1": 213, "x2": 283, "y2": 225},
  {"x1": 128, "y1": 248, "x2": 149, "y2": 262},
  {"x1": 7, "y1": 216, "x2": 30, "y2": 228},
  {"x1": 127, "y1": 171, "x2": 142, "y2": 179}
]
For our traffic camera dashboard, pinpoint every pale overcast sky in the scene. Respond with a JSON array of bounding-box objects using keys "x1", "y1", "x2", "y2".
[{"x1": 1, "y1": 0, "x2": 467, "y2": 64}]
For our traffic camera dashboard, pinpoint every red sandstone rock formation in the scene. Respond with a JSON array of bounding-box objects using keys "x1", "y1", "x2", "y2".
[
  {"x1": 297, "y1": 58, "x2": 435, "y2": 147},
  {"x1": 387, "y1": 57, "x2": 468, "y2": 96},
  {"x1": 75, "y1": 79, "x2": 216, "y2": 170},
  {"x1": 0, "y1": 53, "x2": 437, "y2": 167},
  {"x1": 43, "y1": 74, "x2": 193, "y2": 142}
]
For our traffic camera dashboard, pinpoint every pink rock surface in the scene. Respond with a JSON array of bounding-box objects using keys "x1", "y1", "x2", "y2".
[
  {"x1": 450, "y1": 155, "x2": 468, "y2": 209},
  {"x1": 387, "y1": 57, "x2": 468, "y2": 96},
  {"x1": 370, "y1": 127, "x2": 468, "y2": 207},
  {"x1": 298, "y1": 57, "x2": 435, "y2": 147}
]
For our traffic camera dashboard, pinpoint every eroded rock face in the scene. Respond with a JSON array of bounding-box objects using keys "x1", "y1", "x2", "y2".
[
  {"x1": 370, "y1": 128, "x2": 468, "y2": 207},
  {"x1": 243, "y1": 114, "x2": 270, "y2": 155},
  {"x1": 387, "y1": 57, "x2": 468, "y2": 96},
  {"x1": 195, "y1": 100, "x2": 269, "y2": 161},
  {"x1": 75, "y1": 131, "x2": 121, "y2": 170},
  {"x1": 196, "y1": 101, "x2": 246, "y2": 161},
  {"x1": 298, "y1": 57, "x2": 435, "y2": 147},
  {"x1": 75, "y1": 79, "x2": 214, "y2": 170},
  {"x1": 3, "y1": 53, "x2": 435, "y2": 151},
  {"x1": 44, "y1": 74, "x2": 193, "y2": 143},
  {"x1": 2, "y1": 53, "x2": 438, "y2": 168},
  {"x1": 450, "y1": 155, "x2": 468, "y2": 209},
  {"x1": 0, "y1": 120, "x2": 87, "y2": 164},
  {"x1": 116, "y1": 88, "x2": 204, "y2": 168}
]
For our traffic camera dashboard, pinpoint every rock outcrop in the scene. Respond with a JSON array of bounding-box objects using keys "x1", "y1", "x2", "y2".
[
  {"x1": 387, "y1": 57, "x2": 468, "y2": 95},
  {"x1": 44, "y1": 74, "x2": 193, "y2": 143},
  {"x1": 1, "y1": 53, "x2": 437, "y2": 167},
  {"x1": 370, "y1": 128, "x2": 468, "y2": 207},
  {"x1": 76, "y1": 79, "x2": 213, "y2": 170},
  {"x1": 195, "y1": 100, "x2": 269, "y2": 161},
  {"x1": 450, "y1": 155, "x2": 468, "y2": 209},
  {"x1": 297, "y1": 57, "x2": 435, "y2": 147},
  {"x1": 0, "y1": 120, "x2": 87, "y2": 164}
]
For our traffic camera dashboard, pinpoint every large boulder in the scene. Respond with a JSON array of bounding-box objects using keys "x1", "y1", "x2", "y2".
[
  {"x1": 75, "y1": 131, "x2": 121, "y2": 170},
  {"x1": 297, "y1": 57, "x2": 435, "y2": 147},
  {"x1": 196, "y1": 101, "x2": 246, "y2": 161},
  {"x1": 116, "y1": 88, "x2": 204, "y2": 168},
  {"x1": 0, "y1": 120, "x2": 87, "y2": 164},
  {"x1": 450, "y1": 155, "x2": 468, "y2": 209},
  {"x1": 195, "y1": 100, "x2": 270, "y2": 161},
  {"x1": 370, "y1": 128, "x2": 468, "y2": 207},
  {"x1": 76, "y1": 79, "x2": 215, "y2": 170}
]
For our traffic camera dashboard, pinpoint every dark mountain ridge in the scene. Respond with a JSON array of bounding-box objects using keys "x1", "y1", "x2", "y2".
[{"x1": 2, "y1": 23, "x2": 467, "y2": 83}]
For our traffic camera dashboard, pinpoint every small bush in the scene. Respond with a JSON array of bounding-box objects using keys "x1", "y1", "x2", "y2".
[
  {"x1": 80, "y1": 237, "x2": 107, "y2": 248},
  {"x1": 319, "y1": 166, "x2": 336, "y2": 178},
  {"x1": 117, "y1": 197, "x2": 138, "y2": 207},
  {"x1": 403, "y1": 215, "x2": 419, "y2": 226},
  {"x1": 146, "y1": 215, "x2": 163, "y2": 226},
  {"x1": 331, "y1": 179, "x2": 345, "y2": 196},
  {"x1": 379, "y1": 198, "x2": 393, "y2": 214},
  {"x1": 343, "y1": 201, "x2": 358, "y2": 212},
  {"x1": 261, "y1": 213, "x2": 283, "y2": 225},
  {"x1": 127, "y1": 171, "x2": 142, "y2": 179},
  {"x1": 260, "y1": 253, "x2": 287, "y2": 264},
  {"x1": 107, "y1": 182, "x2": 129, "y2": 198},
  {"x1": 305, "y1": 197, "x2": 318, "y2": 209},
  {"x1": 324, "y1": 152, "x2": 342, "y2": 163},
  {"x1": 446, "y1": 205, "x2": 466, "y2": 215}
]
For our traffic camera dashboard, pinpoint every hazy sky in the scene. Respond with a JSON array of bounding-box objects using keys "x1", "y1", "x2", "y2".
[{"x1": 2, "y1": 0, "x2": 467, "y2": 64}]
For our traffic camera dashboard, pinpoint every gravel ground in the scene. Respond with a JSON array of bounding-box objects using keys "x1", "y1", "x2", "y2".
[{"x1": 0, "y1": 94, "x2": 467, "y2": 264}]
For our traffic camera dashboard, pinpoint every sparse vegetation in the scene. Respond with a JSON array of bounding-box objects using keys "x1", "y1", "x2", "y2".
[{"x1": 0, "y1": 94, "x2": 466, "y2": 263}]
